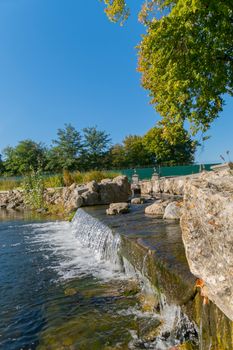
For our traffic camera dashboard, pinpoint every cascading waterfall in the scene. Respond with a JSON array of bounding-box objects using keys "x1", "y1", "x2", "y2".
[
  {"x1": 71, "y1": 208, "x2": 199, "y2": 349},
  {"x1": 71, "y1": 209, "x2": 122, "y2": 267}
]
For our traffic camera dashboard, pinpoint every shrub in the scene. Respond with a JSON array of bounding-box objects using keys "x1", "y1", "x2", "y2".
[{"x1": 23, "y1": 170, "x2": 44, "y2": 209}]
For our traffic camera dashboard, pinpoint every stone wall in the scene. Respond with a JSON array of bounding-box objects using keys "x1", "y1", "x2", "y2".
[{"x1": 140, "y1": 174, "x2": 200, "y2": 196}]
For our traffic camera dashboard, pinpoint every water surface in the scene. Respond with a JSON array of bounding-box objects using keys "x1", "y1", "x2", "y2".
[{"x1": 0, "y1": 209, "x2": 198, "y2": 350}]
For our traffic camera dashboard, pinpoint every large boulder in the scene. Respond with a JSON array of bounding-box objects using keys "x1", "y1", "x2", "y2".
[
  {"x1": 86, "y1": 180, "x2": 99, "y2": 193},
  {"x1": 106, "y1": 202, "x2": 130, "y2": 215},
  {"x1": 66, "y1": 195, "x2": 84, "y2": 212},
  {"x1": 145, "y1": 200, "x2": 169, "y2": 216},
  {"x1": 163, "y1": 201, "x2": 182, "y2": 220},
  {"x1": 180, "y1": 170, "x2": 233, "y2": 321},
  {"x1": 140, "y1": 180, "x2": 153, "y2": 195},
  {"x1": 64, "y1": 175, "x2": 131, "y2": 208},
  {"x1": 99, "y1": 175, "x2": 131, "y2": 204},
  {"x1": 81, "y1": 191, "x2": 100, "y2": 206}
]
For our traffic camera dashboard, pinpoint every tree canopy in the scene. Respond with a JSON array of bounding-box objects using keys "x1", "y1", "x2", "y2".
[
  {"x1": 143, "y1": 123, "x2": 196, "y2": 165},
  {"x1": 123, "y1": 135, "x2": 152, "y2": 167},
  {"x1": 46, "y1": 124, "x2": 83, "y2": 172},
  {"x1": 100, "y1": 0, "x2": 233, "y2": 135},
  {"x1": 3, "y1": 140, "x2": 46, "y2": 175},
  {"x1": 0, "y1": 123, "x2": 196, "y2": 176},
  {"x1": 82, "y1": 126, "x2": 111, "y2": 169}
]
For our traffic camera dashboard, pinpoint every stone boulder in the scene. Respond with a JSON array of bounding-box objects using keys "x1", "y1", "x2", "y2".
[
  {"x1": 81, "y1": 190, "x2": 100, "y2": 206},
  {"x1": 99, "y1": 175, "x2": 131, "y2": 204},
  {"x1": 0, "y1": 190, "x2": 25, "y2": 211},
  {"x1": 140, "y1": 180, "x2": 153, "y2": 195},
  {"x1": 145, "y1": 200, "x2": 170, "y2": 216},
  {"x1": 86, "y1": 180, "x2": 99, "y2": 193},
  {"x1": 106, "y1": 202, "x2": 130, "y2": 215},
  {"x1": 63, "y1": 175, "x2": 131, "y2": 209},
  {"x1": 163, "y1": 201, "x2": 182, "y2": 220},
  {"x1": 131, "y1": 197, "x2": 146, "y2": 205},
  {"x1": 66, "y1": 195, "x2": 84, "y2": 212},
  {"x1": 180, "y1": 170, "x2": 233, "y2": 321}
]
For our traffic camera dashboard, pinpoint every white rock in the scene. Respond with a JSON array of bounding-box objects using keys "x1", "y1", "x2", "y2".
[{"x1": 163, "y1": 201, "x2": 182, "y2": 220}]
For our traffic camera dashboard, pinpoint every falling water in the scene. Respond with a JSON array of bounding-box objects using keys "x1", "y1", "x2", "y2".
[
  {"x1": 71, "y1": 209, "x2": 199, "y2": 348},
  {"x1": 71, "y1": 209, "x2": 122, "y2": 267}
]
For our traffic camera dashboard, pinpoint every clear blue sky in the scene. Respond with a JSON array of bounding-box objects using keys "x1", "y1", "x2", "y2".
[{"x1": 0, "y1": 0, "x2": 232, "y2": 163}]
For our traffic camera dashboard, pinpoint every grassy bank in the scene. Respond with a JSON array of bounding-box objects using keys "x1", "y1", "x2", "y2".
[{"x1": 0, "y1": 170, "x2": 121, "y2": 191}]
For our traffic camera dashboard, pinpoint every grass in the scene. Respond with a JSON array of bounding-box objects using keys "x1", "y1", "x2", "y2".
[
  {"x1": 0, "y1": 170, "x2": 121, "y2": 191},
  {"x1": 72, "y1": 170, "x2": 120, "y2": 184},
  {"x1": 0, "y1": 178, "x2": 22, "y2": 191}
]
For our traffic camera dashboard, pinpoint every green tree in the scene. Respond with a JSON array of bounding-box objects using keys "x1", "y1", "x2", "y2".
[
  {"x1": 47, "y1": 124, "x2": 83, "y2": 172},
  {"x1": 100, "y1": 0, "x2": 130, "y2": 24},
  {"x1": 143, "y1": 123, "x2": 196, "y2": 165},
  {"x1": 101, "y1": 0, "x2": 233, "y2": 135},
  {"x1": 3, "y1": 140, "x2": 46, "y2": 176},
  {"x1": 0, "y1": 154, "x2": 4, "y2": 175},
  {"x1": 123, "y1": 135, "x2": 152, "y2": 167},
  {"x1": 110, "y1": 144, "x2": 128, "y2": 168},
  {"x1": 82, "y1": 126, "x2": 111, "y2": 170}
]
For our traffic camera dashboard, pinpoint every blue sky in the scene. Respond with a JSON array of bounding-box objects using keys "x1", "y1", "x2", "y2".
[{"x1": 0, "y1": 0, "x2": 232, "y2": 163}]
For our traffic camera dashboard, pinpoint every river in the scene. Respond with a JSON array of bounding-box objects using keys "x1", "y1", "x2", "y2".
[{"x1": 0, "y1": 208, "x2": 198, "y2": 350}]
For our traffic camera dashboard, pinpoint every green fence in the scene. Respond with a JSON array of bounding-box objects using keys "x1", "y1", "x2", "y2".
[{"x1": 117, "y1": 163, "x2": 219, "y2": 181}]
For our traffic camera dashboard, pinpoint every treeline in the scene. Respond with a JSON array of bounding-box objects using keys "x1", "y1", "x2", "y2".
[{"x1": 0, "y1": 123, "x2": 197, "y2": 176}]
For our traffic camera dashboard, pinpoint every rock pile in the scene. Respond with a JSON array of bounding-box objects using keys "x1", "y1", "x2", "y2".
[{"x1": 0, "y1": 175, "x2": 131, "y2": 214}]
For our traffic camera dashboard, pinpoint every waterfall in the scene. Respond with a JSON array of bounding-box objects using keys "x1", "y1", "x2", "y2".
[
  {"x1": 71, "y1": 208, "x2": 199, "y2": 348},
  {"x1": 71, "y1": 208, "x2": 122, "y2": 267}
]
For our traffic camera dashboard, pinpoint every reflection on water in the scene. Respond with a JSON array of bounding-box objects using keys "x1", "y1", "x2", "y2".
[{"x1": 0, "y1": 208, "x2": 59, "y2": 222}]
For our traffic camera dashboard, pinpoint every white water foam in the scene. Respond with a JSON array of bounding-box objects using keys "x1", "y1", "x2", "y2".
[{"x1": 22, "y1": 211, "x2": 123, "y2": 282}]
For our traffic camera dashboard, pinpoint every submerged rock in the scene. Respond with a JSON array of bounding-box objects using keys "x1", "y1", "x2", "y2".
[
  {"x1": 131, "y1": 197, "x2": 146, "y2": 205},
  {"x1": 145, "y1": 200, "x2": 169, "y2": 216},
  {"x1": 137, "y1": 317, "x2": 161, "y2": 342},
  {"x1": 106, "y1": 202, "x2": 130, "y2": 215}
]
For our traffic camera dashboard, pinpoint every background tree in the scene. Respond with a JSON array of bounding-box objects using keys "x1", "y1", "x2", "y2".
[
  {"x1": 3, "y1": 140, "x2": 46, "y2": 176},
  {"x1": 123, "y1": 135, "x2": 152, "y2": 167},
  {"x1": 109, "y1": 144, "x2": 128, "y2": 169},
  {"x1": 101, "y1": 0, "x2": 233, "y2": 136},
  {"x1": 82, "y1": 126, "x2": 111, "y2": 170},
  {"x1": 143, "y1": 123, "x2": 196, "y2": 165},
  {"x1": 46, "y1": 124, "x2": 83, "y2": 172},
  {"x1": 0, "y1": 154, "x2": 4, "y2": 175}
]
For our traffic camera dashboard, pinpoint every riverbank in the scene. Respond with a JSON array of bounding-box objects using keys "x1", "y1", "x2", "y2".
[{"x1": 0, "y1": 175, "x2": 131, "y2": 218}]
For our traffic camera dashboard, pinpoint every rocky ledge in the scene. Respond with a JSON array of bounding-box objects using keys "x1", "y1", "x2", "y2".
[{"x1": 180, "y1": 169, "x2": 233, "y2": 321}]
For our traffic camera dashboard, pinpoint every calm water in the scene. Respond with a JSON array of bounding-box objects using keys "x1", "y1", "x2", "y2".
[{"x1": 0, "y1": 212, "x2": 198, "y2": 350}]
